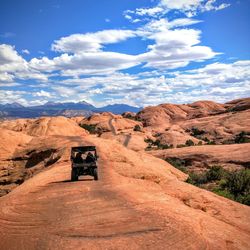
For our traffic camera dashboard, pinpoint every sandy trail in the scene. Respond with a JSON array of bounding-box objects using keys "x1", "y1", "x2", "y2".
[
  {"x1": 123, "y1": 134, "x2": 131, "y2": 147},
  {"x1": 108, "y1": 117, "x2": 117, "y2": 136}
]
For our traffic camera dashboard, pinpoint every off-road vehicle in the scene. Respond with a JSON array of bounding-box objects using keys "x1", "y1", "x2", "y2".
[{"x1": 71, "y1": 146, "x2": 98, "y2": 181}]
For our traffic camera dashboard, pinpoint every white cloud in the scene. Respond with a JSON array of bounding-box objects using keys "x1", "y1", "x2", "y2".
[
  {"x1": 52, "y1": 29, "x2": 136, "y2": 53},
  {"x1": 33, "y1": 90, "x2": 53, "y2": 98},
  {"x1": 137, "y1": 19, "x2": 217, "y2": 69},
  {"x1": 160, "y1": 0, "x2": 230, "y2": 16},
  {"x1": 0, "y1": 44, "x2": 49, "y2": 82},
  {"x1": 21, "y1": 49, "x2": 30, "y2": 55},
  {"x1": 52, "y1": 86, "x2": 78, "y2": 97},
  {"x1": 124, "y1": 0, "x2": 230, "y2": 22},
  {"x1": 30, "y1": 51, "x2": 139, "y2": 76},
  {"x1": 0, "y1": 90, "x2": 27, "y2": 106},
  {"x1": 0, "y1": 44, "x2": 24, "y2": 66},
  {"x1": 134, "y1": 6, "x2": 164, "y2": 16},
  {"x1": 58, "y1": 60, "x2": 249, "y2": 107},
  {"x1": 0, "y1": 72, "x2": 14, "y2": 82}
]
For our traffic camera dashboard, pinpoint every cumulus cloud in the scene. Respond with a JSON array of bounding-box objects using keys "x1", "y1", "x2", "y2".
[
  {"x1": 21, "y1": 49, "x2": 30, "y2": 55},
  {"x1": 55, "y1": 60, "x2": 249, "y2": 107},
  {"x1": 124, "y1": 0, "x2": 230, "y2": 21},
  {"x1": 30, "y1": 51, "x2": 139, "y2": 76},
  {"x1": 0, "y1": 90, "x2": 27, "y2": 105},
  {"x1": 137, "y1": 19, "x2": 217, "y2": 69},
  {"x1": 33, "y1": 90, "x2": 53, "y2": 98},
  {"x1": 0, "y1": 44, "x2": 49, "y2": 82},
  {"x1": 160, "y1": 0, "x2": 230, "y2": 16},
  {"x1": 52, "y1": 29, "x2": 136, "y2": 53}
]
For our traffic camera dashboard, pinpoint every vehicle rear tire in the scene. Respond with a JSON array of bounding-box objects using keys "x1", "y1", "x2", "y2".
[
  {"x1": 93, "y1": 168, "x2": 98, "y2": 181},
  {"x1": 71, "y1": 168, "x2": 78, "y2": 181}
]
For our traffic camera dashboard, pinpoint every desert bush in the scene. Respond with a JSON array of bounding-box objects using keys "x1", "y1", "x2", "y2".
[
  {"x1": 213, "y1": 188, "x2": 235, "y2": 200},
  {"x1": 187, "y1": 167, "x2": 250, "y2": 206},
  {"x1": 165, "y1": 158, "x2": 187, "y2": 173},
  {"x1": 186, "y1": 172, "x2": 208, "y2": 185},
  {"x1": 177, "y1": 144, "x2": 186, "y2": 148},
  {"x1": 185, "y1": 139, "x2": 195, "y2": 146},
  {"x1": 190, "y1": 127, "x2": 205, "y2": 138},
  {"x1": 234, "y1": 131, "x2": 250, "y2": 144},
  {"x1": 144, "y1": 138, "x2": 154, "y2": 144},
  {"x1": 197, "y1": 141, "x2": 203, "y2": 145},
  {"x1": 187, "y1": 165, "x2": 225, "y2": 185},
  {"x1": 133, "y1": 124, "x2": 141, "y2": 132},
  {"x1": 160, "y1": 144, "x2": 173, "y2": 149},
  {"x1": 80, "y1": 124, "x2": 97, "y2": 134},
  {"x1": 206, "y1": 140, "x2": 216, "y2": 145},
  {"x1": 225, "y1": 169, "x2": 250, "y2": 198},
  {"x1": 206, "y1": 165, "x2": 226, "y2": 182}
]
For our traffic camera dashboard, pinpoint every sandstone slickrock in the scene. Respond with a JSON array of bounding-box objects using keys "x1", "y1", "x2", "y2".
[
  {"x1": 0, "y1": 116, "x2": 88, "y2": 137},
  {"x1": 0, "y1": 99, "x2": 250, "y2": 249},
  {"x1": 0, "y1": 135, "x2": 249, "y2": 249},
  {"x1": 149, "y1": 143, "x2": 250, "y2": 172}
]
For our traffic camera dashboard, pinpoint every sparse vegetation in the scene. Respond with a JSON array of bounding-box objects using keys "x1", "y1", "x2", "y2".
[
  {"x1": 185, "y1": 139, "x2": 195, "y2": 146},
  {"x1": 188, "y1": 127, "x2": 205, "y2": 138},
  {"x1": 165, "y1": 158, "x2": 187, "y2": 173},
  {"x1": 234, "y1": 131, "x2": 250, "y2": 144},
  {"x1": 133, "y1": 124, "x2": 142, "y2": 132},
  {"x1": 166, "y1": 159, "x2": 250, "y2": 206},
  {"x1": 80, "y1": 124, "x2": 98, "y2": 134},
  {"x1": 186, "y1": 166, "x2": 227, "y2": 185},
  {"x1": 144, "y1": 138, "x2": 173, "y2": 150},
  {"x1": 176, "y1": 140, "x2": 195, "y2": 148},
  {"x1": 186, "y1": 166, "x2": 250, "y2": 206},
  {"x1": 225, "y1": 170, "x2": 250, "y2": 204},
  {"x1": 204, "y1": 137, "x2": 216, "y2": 145}
]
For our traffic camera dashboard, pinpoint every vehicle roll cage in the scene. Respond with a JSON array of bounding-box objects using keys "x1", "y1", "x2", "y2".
[{"x1": 71, "y1": 146, "x2": 98, "y2": 159}]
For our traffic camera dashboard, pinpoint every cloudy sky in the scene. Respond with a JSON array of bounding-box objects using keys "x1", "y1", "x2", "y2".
[{"x1": 0, "y1": 0, "x2": 249, "y2": 107}]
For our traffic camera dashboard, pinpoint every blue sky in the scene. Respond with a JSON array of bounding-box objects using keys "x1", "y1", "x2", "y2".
[{"x1": 0, "y1": 0, "x2": 249, "y2": 107}]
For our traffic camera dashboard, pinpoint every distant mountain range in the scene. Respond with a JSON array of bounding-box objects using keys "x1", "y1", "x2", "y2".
[{"x1": 0, "y1": 101, "x2": 142, "y2": 118}]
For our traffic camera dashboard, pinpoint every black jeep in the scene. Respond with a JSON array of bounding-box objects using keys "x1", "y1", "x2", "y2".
[{"x1": 70, "y1": 146, "x2": 98, "y2": 181}]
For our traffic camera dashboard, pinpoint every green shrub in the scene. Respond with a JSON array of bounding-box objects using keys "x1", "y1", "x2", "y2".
[
  {"x1": 186, "y1": 172, "x2": 208, "y2": 185},
  {"x1": 186, "y1": 167, "x2": 250, "y2": 206},
  {"x1": 206, "y1": 166, "x2": 226, "y2": 182},
  {"x1": 197, "y1": 141, "x2": 203, "y2": 145},
  {"x1": 206, "y1": 140, "x2": 216, "y2": 145},
  {"x1": 213, "y1": 188, "x2": 235, "y2": 200},
  {"x1": 235, "y1": 131, "x2": 250, "y2": 144},
  {"x1": 80, "y1": 124, "x2": 98, "y2": 134},
  {"x1": 185, "y1": 139, "x2": 195, "y2": 146},
  {"x1": 133, "y1": 124, "x2": 141, "y2": 132},
  {"x1": 144, "y1": 138, "x2": 154, "y2": 144},
  {"x1": 187, "y1": 165, "x2": 226, "y2": 185},
  {"x1": 154, "y1": 139, "x2": 161, "y2": 147},
  {"x1": 166, "y1": 158, "x2": 187, "y2": 173},
  {"x1": 236, "y1": 193, "x2": 250, "y2": 206},
  {"x1": 190, "y1": 127, "x2": 205, "y2": 137},
  {"x1": 160, "y1": 144, "x2": 173, "y2": 149},
  {"x1": 224, "y1": 169, "x2": 250, "y2": 198}
]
